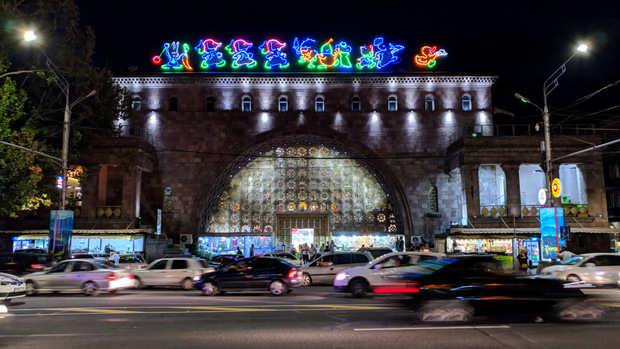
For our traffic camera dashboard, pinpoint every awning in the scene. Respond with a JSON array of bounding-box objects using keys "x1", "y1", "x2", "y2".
[
  {"x1": 16, "y1": 234, "x2": 145, "y2": 240},
  {"x1": 449, "y1": 227, "x2": 619, "y2": 239},
  {"x1": 6, "y1": 229, "x2": 152, "y2": 241}
]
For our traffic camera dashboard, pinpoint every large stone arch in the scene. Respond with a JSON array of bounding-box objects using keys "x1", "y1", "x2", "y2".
[{"x1": 195, "y1": 130, "x2": 413, "y2": 240}]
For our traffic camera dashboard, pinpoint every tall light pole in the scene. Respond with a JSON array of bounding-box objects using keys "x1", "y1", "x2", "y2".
[
  {"x1": 24, "y1": 30, "x2": 96, "y2": 210},
  {"x1": 515, "y1": 44, "x2": 588, "y2": 207}
]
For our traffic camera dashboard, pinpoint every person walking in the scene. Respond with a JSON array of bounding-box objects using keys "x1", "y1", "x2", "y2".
[
  {"x1": 236, "y1": 246, "x2": 244, "y2": 258},
  {"x1": 320, "y1": 243, "x2": 326, "y2": 252},
  {"x1": 310, "y1": 243, "x2": 317, "y2": 260},
  {"x1": 249, "y1": 244, "x2": 255, "y2": 257},
  {"x1": 301, "y1": 243, "x2": 310, "y2": 264},
  {"x1": 517, "y1": 248, "x2": 529, "y2": 274},
  {"x1": 557, "y1": 246, "x2": 575, "y2": 262}
]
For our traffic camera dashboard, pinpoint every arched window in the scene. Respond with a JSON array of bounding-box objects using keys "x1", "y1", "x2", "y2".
[
  {"x1": 351, "y1": 96, "x2": 361, "y2": 112},
  {"x1": 388, "y1": 95, "x2": 398, "y2": 112},
  {"x1": 242, "y1": 96, "x2": 252, "y2": 112},
  {"x1": 132, "y1": 96, "x2": 141, "y2": 111},
  {"x1": 206, "y1": 97, "x2": 215, "y2": 112},
  {"x1": 315, "y1": 96, "x2": 324, "y2": 112},
  {"x1": 169, "y1": 97, "x2": 178, "y2": 112},
  {"x1": 424, "y1": 95, "x2": 435, "y2": 111},
  {"x1": 462, "y1": 95, "x2": 472, "y2": 111},
  {"x1": 279, "y1": 96, "x2": 288, "y2": 112}
]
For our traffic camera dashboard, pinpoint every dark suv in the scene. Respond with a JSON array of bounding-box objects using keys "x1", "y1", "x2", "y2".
[{"x1": 0, "y1": 252, "x2": 51, "y2": 276}]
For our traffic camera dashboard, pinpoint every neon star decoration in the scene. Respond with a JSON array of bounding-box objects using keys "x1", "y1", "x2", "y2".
[
  {"x1": 414, "y1": 46, "x2": 448, "y2": 69},
  {"x1": 194, "y1": 39, "x2": 226, "y2": 69},
  {"x1": 152, "y1": 41, "x2": 193, "y2": 71},
  {"x1": 225, "y1": 39, "x2": 257, "y2": 68},
  {"x1": 259, "y1": 39, "x2": 289, "y2": 69}
]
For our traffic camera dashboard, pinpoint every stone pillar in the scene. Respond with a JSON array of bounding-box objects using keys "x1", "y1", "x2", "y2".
[
  {"x1": 501, "y1": 164, "x2": 521, "y2": 218},
  {"x1": 81, "y1": 165, "x2": 101, "y2": 219},
  {"x1": 462, "y1": 165, "x2": 480, "y2": 220},
  {"x1": 122, "y1": 165, "x2": 142, "y2": 220}
]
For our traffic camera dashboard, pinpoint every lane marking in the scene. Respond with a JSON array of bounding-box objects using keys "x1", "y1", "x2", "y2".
[
  {"x1": 354, "y1": 325, "x2": 511, "y2": 331},
  {"x1": 47, "y1": 308, "x2": 140, "y2": 314},
  {"x1": 172, "y1": 306, "x2": 265, "y2": 312},
  {"x1": 296, "y1": 305, "x2": 395, "y2": 310}
]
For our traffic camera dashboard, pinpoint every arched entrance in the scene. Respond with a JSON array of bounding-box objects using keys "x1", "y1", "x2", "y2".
[{"x1": 197, "y1": 138, "x2": 406, "y2": 257}]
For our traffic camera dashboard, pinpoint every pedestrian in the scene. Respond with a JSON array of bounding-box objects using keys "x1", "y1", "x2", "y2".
[
  {"x1": 249, "y1": 244, "x2": 255, "y2": 257},
  {"x1": 236, "y1": 246, "x2": 243, "y2": 258},
  {"x1": 420, "y1": 237, "x2": 426, "y2": 249},
  {"x1": 557, "y1": 246, "x2": 575, "y2": 262},
  {"x1": 301, "y1": 243, "x2": 310, "y2": 264},
  {"x1": 310, "y1": 243, "x2": 317, "y2": 260},
  {"x1": 320, "y1": 243, "x2": 326, "y2": 252},
  {"x1": 358, "y1": 244, "x2": 367, "y2": 252},
  {"x1": 517, "y1": 248, "x2": 529, "y2": 274},
  {"x1": 328, "y1": 240, "x2": 336, "y2": 253},
  {"x1": 397, "y1": 237, "x2": 404, "y2": 252}
]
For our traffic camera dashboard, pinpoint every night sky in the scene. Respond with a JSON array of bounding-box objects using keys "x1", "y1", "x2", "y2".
[{"x1": 76, "y1": 0, "x2": 620, "y2": 124}]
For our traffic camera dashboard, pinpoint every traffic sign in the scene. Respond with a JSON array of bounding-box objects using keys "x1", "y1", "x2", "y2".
[
  {"x1": 538, "y1": 189, "x2": 547, "y2": 205},
  {"x1": 552, "y1": 178, "x2": 562, "y2": 197},
  {"x1": 560, "y1": 226, "x2": 571, "y2": 241}
]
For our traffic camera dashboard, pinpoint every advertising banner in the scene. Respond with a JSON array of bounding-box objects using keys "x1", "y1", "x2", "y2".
[
  {"x1": 49, "y1": 210, "x2": 74, "y2": 261},
  {"x1": 540, "y1": 207, "x2": 565, "y2": 260}
]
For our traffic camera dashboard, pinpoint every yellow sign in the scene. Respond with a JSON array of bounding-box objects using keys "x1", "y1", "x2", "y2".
[{"x1": 552, "y1": 178, "x2": 562, "y2": 197}]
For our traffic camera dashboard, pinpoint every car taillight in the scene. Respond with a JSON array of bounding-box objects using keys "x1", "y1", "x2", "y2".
[
  {"x1": 374, "y1": 281, "x2": 421, "y2": 294},
  {"x1": 128, "y1": 274, "x2": 135, "y2": 279},
  {"x1": 288, "y1": 269, "x2": 298, "y2": 279},
  {"x1": 107, "y1": 273, "x2": 117, "y2": 280},
  {"x1": 31, "y1": 264, "x2": 43, "y2": 269}
]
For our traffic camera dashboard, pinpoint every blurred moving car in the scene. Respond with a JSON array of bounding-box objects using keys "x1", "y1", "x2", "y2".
[
  {"x1": 194, "y1": 257, "x2": 302, "y2": 296},
  {"x1": 263, "y1": 252, "x2": 302, "y2": 266},
  {"x1": 133, "y1": 258, "x2": 214, "y2": 290},
  {"x1": 208, "y1": 254, "x2": 240, "y2": 269},
  {"x1": 541, "y1": 253, "x2": 620, "y2": 287},
  {"x1": 0, "y1": 251, "x2": 51, "y2": 276},
  {"x1": 298, "y1": 251, "x2": 374, "y2": 286},
  {"x1": 334, "y1": 251, "x2": 445, "y2": 297},
  {"x1": 0, "y1": 272, "x2": 26, "y2": 304},
  {"x1": 395, "y1": 255, "x2": 602, "y2": 322},
  {"x1": 23, "y1": 259, "x2": 135, "y2": 296},
  {"x1": 115, "y1": 253, "x2": 148, "y2": 270},
  {"x1": 363, "y1": 247, "x2": 395, "y2": 259},
  {"x1": 71, "y1": 253, "x2": 96, "y2": 259}
]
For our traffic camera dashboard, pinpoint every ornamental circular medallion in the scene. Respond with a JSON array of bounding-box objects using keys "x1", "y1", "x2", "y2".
[{"x1": 552, "y1": 178, "x2": 562, "y2": 197}]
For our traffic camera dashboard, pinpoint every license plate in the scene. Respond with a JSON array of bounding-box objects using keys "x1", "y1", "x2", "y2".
[{"x1": 14, "y1": 286, "x2": 26, "y2": 292}]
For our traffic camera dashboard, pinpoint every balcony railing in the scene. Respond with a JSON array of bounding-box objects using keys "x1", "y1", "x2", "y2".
[
  {"x1": 479, "y1": 205, "x2": 507, "y2": 218},
  {"x1": 521, "y1": 204, "x2": 542, "y2": 217},
  {"x1": 450, "y1": 124, "x2": 596, "y2": 144},
  {"x1": 96, "y1": 206, "x2": 123, "y2": 219},
  {"x1": 116, "y1": 125, "x2": 154, "y2": 145},
  {"x1": 563, "y1": 203, "x2": 588, "y2": 217}
]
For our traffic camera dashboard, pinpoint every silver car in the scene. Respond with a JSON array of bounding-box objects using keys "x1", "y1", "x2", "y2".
[
  {"x1": 541, "y1": 253, "x2": 620, "y2": 286},
  {"x1": 1, "y1": 272, "x2": 26, "y2": 304},
  {"x1": 298, "y1": 251, "x2": 374, "y2": 286},
  {"x1": 23, "y1": 259, "x2": 135, "y2": 296},
  {"x1": 133, "y1": 258, "x2": 215, "y2": 290}
]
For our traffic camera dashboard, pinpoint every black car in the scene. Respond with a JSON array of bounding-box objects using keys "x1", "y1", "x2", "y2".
[
  {"x1": 0, "y1": 252, "x2": 51, "y2": 276},
  {"x1": 394, "y1": 255, "x2": 602, "y2": 322},
  {"x1": 194, "y1": 257, "x2": 302, "y2": 296}
]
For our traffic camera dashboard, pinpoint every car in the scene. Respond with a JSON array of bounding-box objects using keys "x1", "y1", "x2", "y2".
[
  {"x1": 541, "y1": 253, "x2": 620, "y2": 287},
  {"x1": 394, "y1": 255, "x2": 602, "y2": 322},
  {"x1": 298, "y1": 251, "x2": 374, "y2": 286},
  {"x1": 363, "y1": 247, "x2": 395, "y2": 259},
  {"x1": 114, "y1": 253, "x2": 148, "y2": 270},
  {"x1": 0, "y1": 272, "x2": 26, "y2": 304},
  {"x1": 71, "y1": 253, "x2": 96, "y2": 259},
  {"x1": 23, "y1": 259, "x2": 135, "y2": 296},
  {"x1": 208, "y1": 254, "x2": 241, "y2": 269},
  {"x1": 133, "y1": 257, "x2": 215, "y2": 290},
  {"x1": 0, "y1": 252, "x2": 51, "y2": 276},
  {"x1": 194, "y1": 257, "x2": 302, "y2": 296},
  {"x1": 263, "y1": 252, "x2": 302, "y2": 266},
  {"x1": 334, "y1": 251, "x2": 445, "y2": 297}
]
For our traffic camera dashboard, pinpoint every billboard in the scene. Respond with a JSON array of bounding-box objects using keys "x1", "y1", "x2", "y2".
[
  {"x1": 49, "y1": 210, "x2": 74, "y2": 261},
  {"x1": 540, "y1": 207, "x2": 565, "y2": 260}
]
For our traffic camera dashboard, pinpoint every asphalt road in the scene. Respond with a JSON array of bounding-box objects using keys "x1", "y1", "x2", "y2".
[{"x1": 1, "y1": 286, "x2": 619, "y2": 349}]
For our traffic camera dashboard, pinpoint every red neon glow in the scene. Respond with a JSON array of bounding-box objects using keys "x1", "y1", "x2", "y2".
[
  {"x1": 152, "y1": 56, "x2": 162, "y2": 64},
  {"x1": 374, "y1": 287, "x2": 420, "y2": 293}
]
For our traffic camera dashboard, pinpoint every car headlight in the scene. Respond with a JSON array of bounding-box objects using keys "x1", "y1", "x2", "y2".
[
  {"x1": 335, "y1": 273, "x2": 349, "y2": 281},
  {"x1": 193, "y1": 275, "x2": 201, "y2": 281}
]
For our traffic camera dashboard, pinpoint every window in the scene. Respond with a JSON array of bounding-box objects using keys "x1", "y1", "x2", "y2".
[
  {"x1": 315, "y1": 96, "x2": 324, "y2": 112},
  {"x1": 132, "y1": 96, "x2": 141, "y2": 111},
  {"x1": 388, "y1": 95, "x2": 397, "y2": 112},
  {"x1": 72, "y1": 262, "x2": 92, "y2": 272},
  {"x1": 429, "y1": 185, "x2": 438, "y2": 212},
  {"x1": 149, "y1": 260, "x2": 168, "y2": 270},
  {"x1": 206, "y1": 97, "x2": 215, "y2": 112},
  {"x1": 334, "y1": 254, "x2": 352, "y2": 264},
  {"x1": 242, "y1": 96, "x2": 252, "y2": 112},
  {"x1": 279, "y1": 96, "x2": 288, "y2": 112},
  {"x1": 351, "y1": 97, "x2": 361, "y2": 112},
  {"x1": 353, "y1": 254, "x2": 370, "y2": 263},
  {"x1": 462, "y1": 95, "x2": 472, "y2": 111},
  {"x1": 171, "y1": 260, "x2": 188, "y2": 269},
  {"x1": 424, "y1": 95, "x2": 435, "y2": 111},
  {"x1": 169, "y1": 97, "x2": 178, "y2": 111}
]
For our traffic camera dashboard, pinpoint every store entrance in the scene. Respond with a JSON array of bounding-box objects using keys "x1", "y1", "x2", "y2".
[
  {"x1": 291, "y1": 228, "x2": 315, "y2": 249},
  {"x1": 276, "y1": 214, "x2": 329, "y2": 250}
]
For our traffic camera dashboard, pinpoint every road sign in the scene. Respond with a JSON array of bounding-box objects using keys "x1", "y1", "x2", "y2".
[
  {"x1": 552, "y1": 178, "x2": 562, "y2": 197},
  {"x1": 560, "y1": 226, "x2": 571, "y2": 241},
  {"x1": 538, "y1": 189, "x2": 547, "y2": 205}
]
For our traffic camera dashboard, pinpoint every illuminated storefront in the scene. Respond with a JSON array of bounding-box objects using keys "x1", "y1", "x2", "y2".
[{"x1": 9, "y1": 230, "x2": 146, "y2": 254}]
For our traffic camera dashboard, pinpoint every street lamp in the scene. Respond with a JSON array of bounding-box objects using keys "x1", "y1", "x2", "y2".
[
  {"x1": 515, "y1": 44, "x2": 588, "y2": 207},
  {"x1": 24, "y1": 30, "x2": 96, "y2": 210}
]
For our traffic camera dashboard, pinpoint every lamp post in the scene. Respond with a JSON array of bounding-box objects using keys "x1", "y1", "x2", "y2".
[
  {"x1": 24, "y1": 30, "x2": 96, "y2": 210},
  {"x1": 515, "y1": 44, "x2": 588, "y2": 207}
]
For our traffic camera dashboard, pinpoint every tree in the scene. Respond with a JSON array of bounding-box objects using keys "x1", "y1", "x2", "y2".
[{"x1": 0, "y1": 0, "x2": 134, "y2": 216}]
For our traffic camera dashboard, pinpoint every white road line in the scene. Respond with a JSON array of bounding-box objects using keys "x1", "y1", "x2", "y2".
[{"x1": 354, "y1": 325, "x2": 511, "y2": 331}]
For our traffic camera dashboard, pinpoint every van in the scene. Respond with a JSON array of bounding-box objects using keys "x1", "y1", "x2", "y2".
[{"x1": 298, "y1": 251, "x2": 374, "y2": 286}]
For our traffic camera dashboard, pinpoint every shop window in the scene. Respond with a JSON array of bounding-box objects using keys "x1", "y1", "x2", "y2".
[
  {"x1": 478, "y1": 165, "x2": 506, "y2": 217},
  {"x1": 315, "y1": 96, "x2": 324, "y2": 112},
  {"x1": 132, "y1": 96, "x2": 141, "y2": 111},
  {"x1": 351, "y1": 97, "x2": 360, "y2": 112},
  {"x1": 206, "y1": 97, "x2": 215, "y2": 112},
  {"x1": 169, "y1": 97, "x2": 178, "y2": 111},
  {"x1": 462, "y1": 94, "x2": 472, "y2": 111},
  {"x1": 424, "y1": 95, "x2": 435, "y2": 111},
  {"x1": 279, "y1": 96, "x2": 288, "y2": 112},
  {"x1": 388, "y1": 95, "x2": 398, "y2": 112},
  {"x1": 559, "y1": 164, "x2": 587, "y2": 204},
  {"x1": 242, "y1": 96, "x2": 252, "y2": 112}
]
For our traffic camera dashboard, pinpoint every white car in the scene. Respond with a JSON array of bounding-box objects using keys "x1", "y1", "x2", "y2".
[
  {"x1": 23, "y1": 259, "x2": 135, "y2": 296},
  {"x1": 115, "y1": 253, "x2": 148, "y2": 270},
  {"x1": 333, "y1": 251, "x2": 445, "y2": 297},
  {"x1": 133, "y1": 258, "x2": 215, "y2": 290},
  {"x1": 1, "y1": 272, "x2": 26, "y2": 304},
  {"x1": 541, "y1": 252, "x2": 620, "y2": 286}
]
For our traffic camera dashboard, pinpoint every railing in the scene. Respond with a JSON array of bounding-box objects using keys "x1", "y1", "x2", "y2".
[
  {"x1": 563, "y1": 203, "x2": 588, "y2": 217},
  {"x1": 97, "y1": 206, "x2": 123, "y2": 219},
  {"x1": 450, "y1": 124, "x2": 596, "y2": 144},
  {"x1": 116, "y1": 125, "x2": 154, "y2": 145},
  {"x1": 479, "y1": 205, "x2": 507, "y2": 218},
  {"x1": 521, "y1": 204, "x2": 542, "y2": 217}
]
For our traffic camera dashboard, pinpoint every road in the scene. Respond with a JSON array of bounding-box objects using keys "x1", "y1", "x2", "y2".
[{"x1": 1, "y1": 286, "x2": 619, "y2": 349}]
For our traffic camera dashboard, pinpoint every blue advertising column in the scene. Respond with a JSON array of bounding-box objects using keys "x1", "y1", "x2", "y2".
[
  {"x1": 540, "y1": 207, "x2": 565, "y2": 261},
  {"x1": 49, "y1": 210, "x2": 74, "y2": 261}
]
